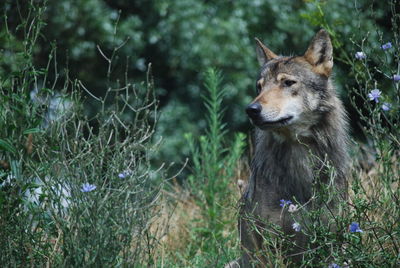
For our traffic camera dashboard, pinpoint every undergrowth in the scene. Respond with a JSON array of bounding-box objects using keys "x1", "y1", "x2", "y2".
[{"x1": 0, "y1": 2, "x2": 166, "y2": 267}]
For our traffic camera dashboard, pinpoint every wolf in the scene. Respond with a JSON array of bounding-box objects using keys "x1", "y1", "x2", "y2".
[{"x1": 227, "y1": 29, "x2": 349, "y2": 267}]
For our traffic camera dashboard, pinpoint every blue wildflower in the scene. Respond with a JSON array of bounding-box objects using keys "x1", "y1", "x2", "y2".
[
  {"x1": 349, "y1": 222, "x2": 363, "y2": 233},
  {"x1": 393, "y1": 74, "x2": 400, "y2": 82},
  {"x1": 368, "y1": 89, "x2": 381, "y2": 103},
  {"x1": 279, "y1": 199, "x2": 292, "y2": 207},
  {"x1": 118, "y1": 171, "x2": 131, "y2": 179},
  {"x1": 328, "y1": 263, "x2": 341, "y2": 268},
  {"x1": 381, "y1": 42, "x2": 392, "y2": 50},
  {"x1": 81, "y1": 183, "x2": 96, "y2": 193},
  {"x1": 381, "y1": 102, "x2": 391, "y2": 111},
  {"x1": 354, "y1": 51, "x2": 366, "y2": 60}
]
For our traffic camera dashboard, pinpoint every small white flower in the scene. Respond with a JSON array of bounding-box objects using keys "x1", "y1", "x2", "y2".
[
  {"x1": 355, "y1": 51, "x2": 366, "y2": 60},
  {"x1": 381, "y1": 102, "x2": 391, "y2": 111},
  {"x1": 237, "y1": 179, "x2": 245, "y2": 188},
  {"x1": 288, "y1": 204, "x2": 299, "y2": 213},
  {"x1": 342, "y1": 261, "x2": 350, "y2": 268},
  {"x1": 292, "y1": 222, "x2": 301, "y2": 232}
]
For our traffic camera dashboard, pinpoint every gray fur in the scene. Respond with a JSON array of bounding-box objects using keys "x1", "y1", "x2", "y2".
[{"x1": 232, "y1": 30, "x2": 349, "y2": 267}]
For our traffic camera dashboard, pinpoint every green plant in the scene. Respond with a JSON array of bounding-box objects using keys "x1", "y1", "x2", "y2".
[
  {"x1": 0, "y1": 2, "x2": 165, "y2": 266},
  {"x1": 184, "y1": 68, "x2": 245, "y2": 264}
]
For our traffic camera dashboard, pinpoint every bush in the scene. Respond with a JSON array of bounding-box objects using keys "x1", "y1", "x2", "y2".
[{"x1": 0, "y1": 3, "x2": 165, "y2": 266}]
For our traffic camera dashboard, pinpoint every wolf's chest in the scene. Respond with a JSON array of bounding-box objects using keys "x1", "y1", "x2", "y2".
[{"x1": 247, "y1": 139, "x2": 319, "y2": 205}]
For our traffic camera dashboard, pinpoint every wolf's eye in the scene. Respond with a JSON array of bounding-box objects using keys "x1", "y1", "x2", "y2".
[
  {"x1": 283, "y1": 79, "x2": 297, "y2": 87},
  {"x1": 256, "y1": 82, "x2": 262, "y2": 93}
]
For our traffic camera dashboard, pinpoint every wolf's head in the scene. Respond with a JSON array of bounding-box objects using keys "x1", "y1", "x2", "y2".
[{"x1": 247, "y1": 30, "x2": 336, "y2": 137}]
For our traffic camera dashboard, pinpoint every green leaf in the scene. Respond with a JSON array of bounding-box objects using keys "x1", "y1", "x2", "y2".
[
  {"x1": 23, "y1": 128, "x2": 42, "y2": 134},
  {"x1": 0, "y1": 139, "x2": 17, "y2": 155}
]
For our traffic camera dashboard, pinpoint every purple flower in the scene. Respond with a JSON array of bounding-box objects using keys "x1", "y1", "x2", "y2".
[
  {"x1": 118, "y1": 171, "x2": 131, "y2": 179},
  {"x1": 328, "y1": 264, "x2": 341, "y2": 268},
  {"x1": 292, "y1": 222, "x2": 301, "y2": 232},
  {"x1": 381, "y1": 42, "x2": 392, "y2": 50},
  {"x1": 368, "y1": 89, "x2": 381, "y2": 103},
  {"x1": 354, "y1": 51, "x2": 366, "y2": 60},
  {"x1": 393, "y1": 74, "x2": 400, "y2": 82},
  {"x1": 381, "y1": 102, "x2": 391, "y2": 111},
  {"x1": 81, "y1": 183, "x2": 96, "y2": 193},
  {"x1": 349, "y1": 222, "x2": 363, "y2": 233},
  {"x1": 279, "y1": 199, "x2": 292, "y2": 207}
]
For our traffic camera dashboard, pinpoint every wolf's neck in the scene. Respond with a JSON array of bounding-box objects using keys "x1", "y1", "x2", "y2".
[
  {"x1": 248, "y1": 109, "x2": 348, "y2": 203},
  {"x1": 251, "y1": 131, "x2": 314, "y2": 203}
]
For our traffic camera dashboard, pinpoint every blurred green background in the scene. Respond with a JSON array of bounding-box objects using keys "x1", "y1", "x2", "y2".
[{"x1": 0, "y1": 0, "x2": 394, "y2": 165}]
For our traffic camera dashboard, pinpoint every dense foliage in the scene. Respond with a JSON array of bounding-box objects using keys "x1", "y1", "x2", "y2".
[
  {"x1": 0, "y1": 0, "x2": 399, "y2": 267},
  {"x1": 1, "y1": 0, "x2": 394, "y2": 163},
  {"x1": 0, "y1": 2, "x2": 165, "y2": 266}
]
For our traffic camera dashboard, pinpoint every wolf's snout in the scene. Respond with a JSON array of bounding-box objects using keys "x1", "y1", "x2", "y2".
[{"x1": 246, "y1": 102, "x2": 262, "y2": 118}]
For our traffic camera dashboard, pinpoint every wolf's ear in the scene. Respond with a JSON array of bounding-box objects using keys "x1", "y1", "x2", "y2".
[
  {"x1": 255, "y1": 38, "x2": 277, "y2": 66},
  {"x1": 304, "y1": 29, "x2": 333, "y2": 76}
]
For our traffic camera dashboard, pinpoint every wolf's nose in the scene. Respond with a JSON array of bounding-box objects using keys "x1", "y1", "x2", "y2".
[{"x1": 246, "y1": 102, "x2": 262, "y2": 118}]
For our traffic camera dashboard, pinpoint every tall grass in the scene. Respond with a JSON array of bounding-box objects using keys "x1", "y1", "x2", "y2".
[
  {"x1": 156, "y1": 69, "x2": 246, "y2": 267},
  {"x1": 0, "y1": 2, "x2": 165, "y2": 266}
]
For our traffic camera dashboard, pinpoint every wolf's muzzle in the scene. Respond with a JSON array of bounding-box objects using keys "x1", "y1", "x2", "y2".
[{"x1": 246, "y1": 102, "x2": 262, "y2": 119}]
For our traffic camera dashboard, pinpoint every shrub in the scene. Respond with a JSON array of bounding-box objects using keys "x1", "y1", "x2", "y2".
[{"x1": 0, "y1": 2, "x2": 165, "y2": 266}]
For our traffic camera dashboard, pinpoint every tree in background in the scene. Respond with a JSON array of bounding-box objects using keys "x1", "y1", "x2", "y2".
[{"x1": 0, "y1": 0, "x2": 393, "y2": 165}]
